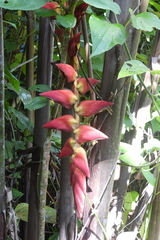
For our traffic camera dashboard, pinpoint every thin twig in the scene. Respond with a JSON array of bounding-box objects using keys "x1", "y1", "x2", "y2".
[{"x1": 10, "y1": 55, "x2": 37, "y2": 72}]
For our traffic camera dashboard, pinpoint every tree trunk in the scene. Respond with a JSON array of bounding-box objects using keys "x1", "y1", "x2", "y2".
[
  {"x1": 0, "y1": 8, "x2": 5, "y2": 240},
  {"x1": 27, "y1": 17, "x2": 54, "y2": 240},
  {"x1": 81, "y1": 1, "x2": 149, "y2": 239}
]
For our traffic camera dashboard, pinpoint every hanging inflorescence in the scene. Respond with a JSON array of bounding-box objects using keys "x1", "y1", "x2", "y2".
[
  {"x1": 40, "y1": 1, "x2": 113, "y2": 218},
  {"x1": 40, "y1": 63, "x2": 113, "y2": 218}
]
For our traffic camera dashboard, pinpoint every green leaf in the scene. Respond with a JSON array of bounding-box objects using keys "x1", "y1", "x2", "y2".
[
  {"x1": 15, "y1": 203, "x2": 28, "y2": 222},
  {"x1": 119, "y1": 142, "x2": 133, "y2": 153},
  {"x1": 149, "y1": 0, "x2": 160, "y2": 12},
  {"x1": 5, "y1": 69, "x2": 20, "y2": 91},
  {"x1": 15, "y1": 203, "x2": 56, "y2": 223},
  {"x1": 6, "y1": 83, "x2": 32, "y2": 105},
  {"x1": 130, "y1": 9, "x2": 160, "y2": 31},
  {"x1": 45, "y1": 206, "x2": 57, "y2": 224},
  {"x1": 120, "y1": 152, "x2": 145, "y2": 166},
  {"x1": 10, "y1": 52, "x2": 26, "y2": 75},
  {"x1": 118, "y1": 60, "x2": 150, "y2": 79},
  {"x1": 142, "y1": 169, "x2": 156, "y2": 186},
  {"x1": 5, "y1": 141, "x2": 14, "y2": 159},
  {"x1": 83, "y1": 0, "x2": 121, "y2": 14},
  {"x1": 35, "y1": 8, "x2": 58, "y2": 17},
  {"x1": 150, "y1": 70, "x2": 160, "y2": 75},
  {"x1": 92, "y1": 53, "x2": 104, "y2": 72},
  {"x1": 29, "y1": 84, "x2": 52, "y2": 92},
  {"x1": 56, "y1": 14, "x2": 76, "y2": 28},
  {"x1": 12, "y1": 188, "x2": 23, "y2": 199},
  {"x1": 5, "y1": 40, "x2": 18, "y2": 53},
  {"x1": 24, "y1": 96, "x2": 48, "y2": 110},
  {"x1": 0, "y1": 0, "x2": 46, "y2": 10},
  {"x1": 9, "y1": 107, "x2": 33, "y2": 133},
  {"x1": 124, "y1": 191, "x2": 139, "y2": 210},
  {"x1": 89, "y1": 15, "x2": 127, "y2": 57},
  {"x1": 3, "y1": 20, "x2": 17, "y2": 28}
]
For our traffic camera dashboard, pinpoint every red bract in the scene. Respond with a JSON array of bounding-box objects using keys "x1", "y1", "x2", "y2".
[
  {"x1": 68, "y1": 33, "x2": 81, "y2": 57},
  {"x1": 42, "y1": 115, "x2": 78, "y2": 132},
  {"x1": 75, "y1": 78, "x2": 100, "y2": 95},
  {"x1": 56, "y1": 63, "x2": 78, "y2": 82},
  {"x1": 71, "y1": 147, "x2": 90, "y2": 178},
  {"x1": 41, "y1": 2, "x2": 61, "y2": 18},
  {"x1": 59, "y1": 137, "x2": 77, "y2": 158},
  {"x1": 74, "y1": 3, "x2": 89, "y2": 29},
  {"x1": 40, "y1": 89, "x2": 78, "y2": 109},
  {"x1": 75, "y1": 100, "x2": 113, "y2": 117},
  {"x1": 74, "y1": 125, "x2": 108, "y2": 143},
  {"x1": 71, "y1": 167, "x2": 86, "y2": 218}
]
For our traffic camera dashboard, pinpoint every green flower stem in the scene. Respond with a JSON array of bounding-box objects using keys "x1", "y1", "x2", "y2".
[{"x1": 85, "y1": 194, "x2": 109, "y2": 240}]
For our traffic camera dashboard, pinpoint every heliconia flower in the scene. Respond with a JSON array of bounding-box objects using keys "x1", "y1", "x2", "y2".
[
  {"x1": 75, "y1": 78, "x2": 100, "y2": 95},
  {"x1": 74, "y1": 125, "x2": 108, "y2": 143},
  {"x1": 41, "y1": 2, "x2": 61, "y2": 18},
  {"x1": 73, "y1": 174, "x2": 86, "y2": 219},
  {"x1": 71, "y1": 147, "x2": 90, "y2": 178},
  {"x1": 75, "y1": 100, "x2": 113, "y2": 117},
  {"x1": 68, "y1": 33, "x2": 81, "y2": 57},
  {"x1": 74, "y1": 3, "x2": 89, "y2": 29},
  {"x1": 42, "y1": 115, "x2": 78, "y2": 132},
  {"x1": 55, "y1": 63, "x2": 78, "y2": 82},
  {"x1": 59, "y1": 137, "x2": 77, "y2": 158},
  {"x1": 40, "y1": 89, "x2": 78, "y2": 109}
]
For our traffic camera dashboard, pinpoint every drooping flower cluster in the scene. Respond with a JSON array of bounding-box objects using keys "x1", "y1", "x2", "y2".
[{"x1": 40, "y1": 64, "x2": 113, "y2": 218}]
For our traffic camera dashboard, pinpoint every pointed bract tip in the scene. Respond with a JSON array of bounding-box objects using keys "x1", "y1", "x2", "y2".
[
  {"x1": 40, "y1": 89, "x2": 78, "y2": 109},
  {"x1": 59, "y1": 137, "x2": 78, "y2": 158},
  {"x1": 56, "y1": 63, "x2": 78, "y2": 82},
  {"x1": 75, "y1": 78, "x2": 100, "y2": 95},
  {"x1": 75, "y1": 100, "x2": 113, "y2": 117},
  {"x1": 42, "y1": 115, "x2": 78, "y2": 132},
  {"x1": 74, "y1": 125, "x2": 108, "y2": 144}
]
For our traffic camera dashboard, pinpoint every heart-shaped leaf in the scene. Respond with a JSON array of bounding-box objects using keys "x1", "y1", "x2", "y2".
[
  {"x1": 130, "y1": 9, "x2": 160, "y2": 32},
  {"x1": 84, "y1": 0, "x2": 121, "y2": 14},
  {"x1": 89, "y1": 15, "x2": 127, "y2": 57},
  {"x1": 56, "y1": 14, "x2": 76, "y2": 28},
  {"x1": 118, "y1": 60, "x2": 149, "y2": 79}
]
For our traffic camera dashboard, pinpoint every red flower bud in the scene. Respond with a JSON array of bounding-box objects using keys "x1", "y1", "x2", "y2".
[
  {"x1": 56, "y1": 63, "x2": 78, "y2": 82},
  {"x1": 42, "y1": 115, "x2": 78, "y2": 132},
  {"x1": 68, "y1": 33, "x2": 81, "y2": 57},
  {"x1": 75, "y1": 100, "x2": 113, "y2": 117},
  {"x1": 40, "y1": 89, "x2": 78, "y2": 109},
  {"x1": 41, "y1": 2, "x2": 61, "y2": 18},
  {"x1": 75, "y1": 78, "x2": 100, "y2": 95},
  {"x1": 74, "y1": 3, "x2": 89, "y2": 29},
  {"x1": 74, "y1": 125, "x2": 108, "y2": 143},
  {"x1": 71, "y1": 147, "x2": 90, "y2": 178}
]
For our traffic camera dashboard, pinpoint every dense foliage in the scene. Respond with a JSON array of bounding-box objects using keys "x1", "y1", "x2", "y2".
[{"x1": 0, "y1": 0, "x2": 160, "y2": 239}]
